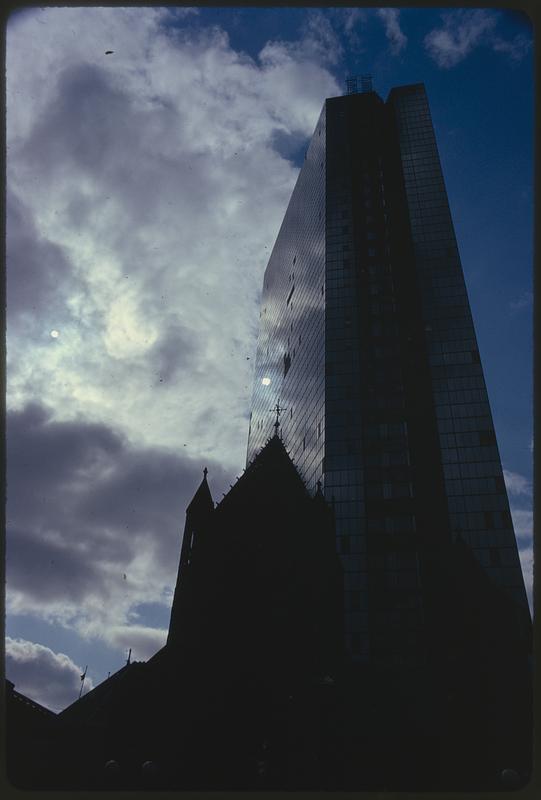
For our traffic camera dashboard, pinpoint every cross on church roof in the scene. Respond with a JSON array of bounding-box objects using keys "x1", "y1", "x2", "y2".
[{"x1": 270, "y1": 400, "x2": 287, "y2": 436}]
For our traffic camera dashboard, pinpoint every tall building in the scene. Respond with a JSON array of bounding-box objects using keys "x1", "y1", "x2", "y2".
[{"x1": 246, "y1": 81, "x2": 531, "y2": 664}]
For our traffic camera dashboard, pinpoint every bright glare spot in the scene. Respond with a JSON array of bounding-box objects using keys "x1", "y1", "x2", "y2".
[
  {"x1": 50, "y1": 330, "x2": 60, "y2": 339},
  {"x1": 261, "y1": 377, "x2": 271, "y2": 386},
  {"x1": 104, "y1": 295, "x2": 158, "y2": 359}
]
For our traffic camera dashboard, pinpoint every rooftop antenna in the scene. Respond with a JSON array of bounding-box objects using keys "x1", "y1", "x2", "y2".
[
  {"x1": 361, "y1": 74, "x2": 373, "y2": 93},
  {"x1": 346, "y1": 76, "x2": 359, "y2": 95},
  {"x1": 126, "y1": 647, "x2": 131, "y2": 666},
  {"x1": 270, "y1": 400, "x2": 287, "y2": 437},
  {"x1": 345, "y1": 75, "x2": 373, "y2": 95}
]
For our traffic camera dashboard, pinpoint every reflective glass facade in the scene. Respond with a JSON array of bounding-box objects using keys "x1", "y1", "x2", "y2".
[
  {"x1": 247, "y1": 84, "x2": 530, "y2": 663},
  {"x1": 388, "y1": 85, "x2": 529, "y2": 615},
  {"x1": 248, "y1": 107, "x2": 326, "y2": 492}
]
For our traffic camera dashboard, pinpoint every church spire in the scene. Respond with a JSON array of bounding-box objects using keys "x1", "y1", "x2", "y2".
[
  {"x1": 270, "y1": 399, "x2": 287, "y2": 438},
  {"x1": 186, "y1": 467, "x2": 214, "y2": 517},
  {"x1": 168, "y1": 467, "x2": 215, "y2": 649}
]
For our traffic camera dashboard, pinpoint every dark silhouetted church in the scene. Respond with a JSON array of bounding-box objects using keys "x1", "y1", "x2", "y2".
[
  {"x1": 6, "y1": 431, "x2": 532, "y2": 791},
  {"x1": 7, "y1": 433, "x2": 347, "y2": 790}
]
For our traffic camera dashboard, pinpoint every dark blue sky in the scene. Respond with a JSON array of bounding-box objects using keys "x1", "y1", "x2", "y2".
[{"x1": 181, "y1": 5, "x2": 534, "y2": 476}]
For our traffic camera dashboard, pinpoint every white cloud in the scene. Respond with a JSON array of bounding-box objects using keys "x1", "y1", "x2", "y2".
[
  {"x1": 509, "y1": 290, "x2": 533, "y2": 312},
  {"x1": 491, "y1": 32, "x2": 532, "y2": 61},
  {"x1": 509, "y1": 507, "x2": 533, "y2": 615},
  {"x1": 6, "y1": 7, "x2": 340, "y2": 475},
  {"x1": 167, "y1": 7, "x2": 200, "y2": 19},
  {"x1": 6, "y1": 637, "x2": 94, "y2": 713},
  {"x1": 328, "y1": 8, "x2": 366, "y2": 51},
  {"x1": 423, "y1": 9, "x2": 531, "y2": 69},
  {"x1": 103, "y1": 293, "x2": 160, "y2": 359},
  {"x1": 503, "y1": 469, "x2": 532, "y2": 497},
  {"x1": 5, "y1": 6, "x2": 346, "y2": 689},
  {"x1": 377, "y1": 9, "x2": 407, "y2": 55},
  {"x1": 341, "y1": 8, "x2": 365, "y2": 35},
  {"x1": 510, "y1": 508, "x2": 533, "y2": 541},
  {"x1": 300, "y1": 10, "x2": 344, "y2": 66},
  {"x1": 6, "y1": 404, "x2": 235, "y2": 650},
  {"x1": 424, "y1": 10, "x2": 497, "y2": 68},
  {"x1": 517, "y1": 546, "x2": 533, "y2": 615},
  {"x1": 106, "y1": 625, "x2": 168, "y2": 662}
]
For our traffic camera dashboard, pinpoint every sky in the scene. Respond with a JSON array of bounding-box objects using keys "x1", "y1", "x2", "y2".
[{"x1": 6, "y1": 6, "x2": 534, "y2": 713}]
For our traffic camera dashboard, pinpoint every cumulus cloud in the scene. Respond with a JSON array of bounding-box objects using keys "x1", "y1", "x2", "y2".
[
  {"x1": 106, "y1": 625, "x2": 168, "y2": 662},
  {"x1": 424, "y1": 9, "x2": 531, "y2": 68},
  {"x1": 6, "y1": 403, "x2": 234, "y2": 648},
  {"x1": 424, "y1": 10, "x2": 496, "y2": 68},
  {"x1": 328, "y1": 8, "x2": 366, "y2": 51},
  {"x1": 340, "y1": 8, "x2": 365, "y2": 35},
  {"x1": 5, "y1": 5, "x2": 346, "y2": 689},
  {"x1": 6, "y1": 637, "x2": 94, "y2": 713},
  {"x1": 509, "y1": 507, "x2": 533, "y2": 614},
  {"x1": 503, "y1": 469, "x2": 532, "y2": 497},
  {"x1": 491, "y1": 32, "x2": 532, "y2": 61},
  {"x1": 511, "y1": 506, "x2": 533, "y2": 613},
  {"x1": 517, "y1": 546, "x2": 533, "y2": 615},
  {"x1": 6, "y1": 190, "x2": 76, "y2": 329},
  {"x1": 6, "y1": 6, "x2": 340, "y2": 473},
  {"x1": 377, "y1": 9, "x2": 407, "y2": 55},
  {"x1": 299, "y1": 10, "x2": 344, "y2": 66},
  {"x1": 510, "y1": 508, "x2": 533, "y2": 543}
]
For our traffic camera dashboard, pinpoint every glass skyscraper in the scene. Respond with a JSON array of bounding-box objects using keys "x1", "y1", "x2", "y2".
[{"x1": 246, "y1": 83, "x2": 530, "y2": 663}]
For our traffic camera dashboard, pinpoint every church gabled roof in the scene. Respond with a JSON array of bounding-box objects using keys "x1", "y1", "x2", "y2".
[{"x1": 214, "y1": 433, "x2": 310, "y2": 514}]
